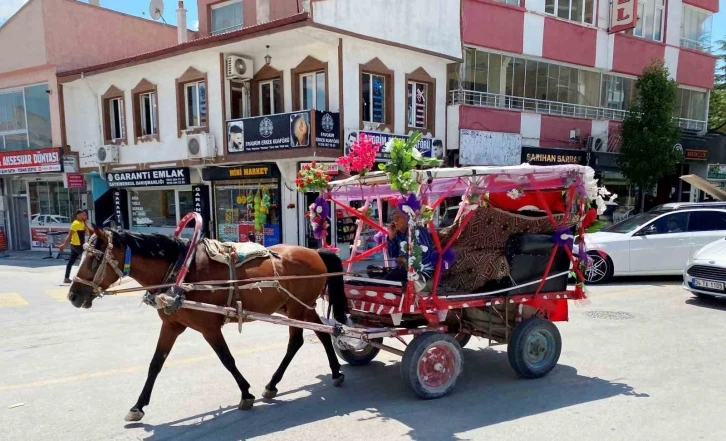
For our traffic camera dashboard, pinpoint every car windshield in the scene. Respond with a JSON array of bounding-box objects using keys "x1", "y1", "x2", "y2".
[{"x1": 604, "y1": 213, "x2": 661, "y2": 233}]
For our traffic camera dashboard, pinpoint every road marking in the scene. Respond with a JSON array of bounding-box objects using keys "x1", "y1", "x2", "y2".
[
  {"x1": 0, "y1": 342, "x2": 288, "y2": 392},
  {"x1": 46, "y1": 288, "x2": 69, "y2": 302},
  {"x1": 0, "y1": 293, "x2": 28, "y2": 307}
]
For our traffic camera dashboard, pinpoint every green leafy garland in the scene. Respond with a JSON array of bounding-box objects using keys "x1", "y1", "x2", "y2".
[{"x1": 378, "y1": 131, "x2": 442, "y2": 194}]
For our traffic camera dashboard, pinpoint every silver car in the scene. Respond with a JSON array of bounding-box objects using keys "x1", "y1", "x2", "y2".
[{"x1": 683, "y1": 238, "x2": 726, "y2": 299}]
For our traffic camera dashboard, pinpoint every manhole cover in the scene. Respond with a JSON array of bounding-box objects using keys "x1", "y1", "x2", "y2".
[{"x1": 583, "y1": 311, "x2": 635, "y2": 320}]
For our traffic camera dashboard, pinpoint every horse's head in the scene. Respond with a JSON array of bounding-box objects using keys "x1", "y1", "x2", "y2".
[{"x1": 68, "y1": 226, "x2": 127, "y2": 309}]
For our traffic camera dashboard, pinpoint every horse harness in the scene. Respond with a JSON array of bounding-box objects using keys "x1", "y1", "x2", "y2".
[{"x1": 72, "y1": 230, "x2": 131, "y2": 297}]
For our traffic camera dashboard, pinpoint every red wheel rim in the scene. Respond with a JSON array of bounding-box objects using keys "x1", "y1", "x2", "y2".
[{"x1": 417, "y1": 343, "x2": 458, "y2": 390}]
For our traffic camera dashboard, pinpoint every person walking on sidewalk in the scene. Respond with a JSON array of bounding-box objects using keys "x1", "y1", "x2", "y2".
[{"x1": 59, "y1": 210, "x2": 91, "y2": 284}]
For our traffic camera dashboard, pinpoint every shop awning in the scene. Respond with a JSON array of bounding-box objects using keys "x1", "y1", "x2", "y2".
[{"x1": 680, "y1": 174, "x2": 726, "y2": 201}]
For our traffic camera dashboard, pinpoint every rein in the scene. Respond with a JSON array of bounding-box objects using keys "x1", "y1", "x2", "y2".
[{"x1": 73, "y1": 231, "x2": 131, "y2": 296}]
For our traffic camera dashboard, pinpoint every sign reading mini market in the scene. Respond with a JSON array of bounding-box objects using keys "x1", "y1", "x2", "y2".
[{"x1": 106, "y1": 167, "x2": 191, "y2": 188}]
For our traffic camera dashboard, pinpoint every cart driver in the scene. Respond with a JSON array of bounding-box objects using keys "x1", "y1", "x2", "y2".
[{"x1": 367, "y1": 208, "x2": 435, "y2": 282}]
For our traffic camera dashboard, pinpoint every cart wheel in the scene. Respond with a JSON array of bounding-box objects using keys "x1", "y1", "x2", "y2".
[
  {"x1": 401, "y1": 332, "x2": 464, "y2": 399},
  {"x1": 507, "y1": 318, "x2": 562, "y2": 379},
  {"x1": 334, "y1": 338, "x2": 383, "y2": 366}
]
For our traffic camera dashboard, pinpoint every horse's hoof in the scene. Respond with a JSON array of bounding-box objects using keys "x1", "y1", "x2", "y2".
[
  {"x1": 262, "y1": 388, "x2": 277, "y2": 399},
  {"x1": 333, "y1": 374, "x2": 345, "y2": 387},
  {"x1": 238, "y1": 398, "x2": 255, "y2": 410},
  {"x1": 124, "y1": 409, "x2": 145, "y2": 422}
]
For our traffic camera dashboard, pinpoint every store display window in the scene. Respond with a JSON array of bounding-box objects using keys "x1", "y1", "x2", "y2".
[{"x1": 214, "y1": 178, "x2": 281, "y2": 246}]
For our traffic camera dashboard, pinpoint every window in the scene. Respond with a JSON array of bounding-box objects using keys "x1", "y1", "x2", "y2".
[
  {"x1": 259, "y1": 79, "x2": 282, "y2": 115},
  {"x1": 545, "y1": 0, "x2": 595, "y2": 24},
  {"x1": 675, "y1": 88, "x2": 707, "y2": 121},
  {"x1": 185, "y1": 81, "x2": 207, "y2": 128},
  {"x1": 101, "y1": 86, "x2": 127, "y2": 144},
  {"x1": 132, "y1": 79, "x2": 159, "y2": 142},
  {"x1": 601, "y1": 75, "x2": 636, "y2": 110},
  {"x1": 139, "y1": 92, "x2": 157, "y2": 136},
  {"x1": 681, "y1": 6, "x2": 713, "y2": 52},
  {"x1": 630, "y1": 0, "x2": 664, "y2": 42},
  {"x1": 211, "y1": 0, "x2": 243, "y2": 35},
  {"x1": 300, "y1": 72, "x2": 326, "y2": 111},
  {"x1": 0, "y1": 84, "x2": 51, "y2": 151},
  {"x1": 644, "y1": 212, "x2": 689, "y2": 235},
  {"x1": 108, "y1": 98, "x2": 125, "y2": 140},
  {"x1": 407, "y1": 81, "x2": 428, "y2": 129},
  {"x1": 362, "y1": 73, "x2": 386, "y2": 124},
  {"x1": 688, "y1": 211, "x2": 726, "y2": 232}
]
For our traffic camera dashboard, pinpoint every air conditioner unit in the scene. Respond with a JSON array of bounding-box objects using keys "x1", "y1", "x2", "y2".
[
  {"x1": 186, "y1": 133, "x2": 216, "y2": 159},
  {"x1": 225, "y1": 56, "x2": 253, "y2": 80},
  {"x1": 97, "y1": 145, "x2": 119, "y2": 164}
]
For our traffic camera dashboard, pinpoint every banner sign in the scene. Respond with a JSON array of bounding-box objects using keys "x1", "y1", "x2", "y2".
[
  {"x1": 299, "y1": 162, "x2": 339, "y2": 175},
  {"x1": 227, "y1": 112, "x2": 311, "y2": 154},
  {"x1": 610, "y1": 0, "x2": 638, "y2": 33},
  {"x1": 707, "y1": 164, "x2": 726, "y2": 180},
  {"x1": 314, "y1": 111, "x2": 341, "y2": 149},
  {"x1": 202, "y1": 164, "x2": 278, "y2": 181},
  {"x1": 0, "y1": 148, "x2": 62, "y2": 175},
  {"x1": 346, "y1": 131, "x2": 437, "y2": 160},
  {"x1": 521, "y1": 147, "x2": 585, "y2": 166},
  {"x1": 106, "y1": 167, "x2": 190, "y2": 188},
  {"x1": 113, "y1": 189, "x2": 126, "y2": 229},
  {"x1": 64, "y1": 173, "x2": 86, "y2": 188}
]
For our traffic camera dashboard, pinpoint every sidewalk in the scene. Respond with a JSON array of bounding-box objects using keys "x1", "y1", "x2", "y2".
[{"x1": 0, "y1": 249, "x2": 70, "y2": 262}]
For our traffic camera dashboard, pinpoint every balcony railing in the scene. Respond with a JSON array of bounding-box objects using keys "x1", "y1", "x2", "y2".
[
  {"x1": 449, "y1": 90, "x2": 707, "y2": 132},
  {"x1": 680, "y1": 37, "x2": 712, "y2": 54}
]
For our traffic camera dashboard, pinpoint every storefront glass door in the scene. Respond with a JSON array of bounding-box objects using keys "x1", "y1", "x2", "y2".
[
  {"x1": 129, "y1": 188, "x2": 195, "y2": 238},
  {"x1": 214, "y1": 178, "x2": 281, "y2": 246}
]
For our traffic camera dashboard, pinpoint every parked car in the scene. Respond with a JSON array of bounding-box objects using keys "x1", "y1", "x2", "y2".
[
  {"x1": 579, "y1": 208, "x2": 726, "y2": 284},
  {"x1": 30, "y1": 214, "x2": 71, "y2": 225},
  {"x1": 650, "y1": 202, "x2": 726, "y2": 212},
  {"x1": 683, "y1": 238, "x2": 726, "y2": 299}
]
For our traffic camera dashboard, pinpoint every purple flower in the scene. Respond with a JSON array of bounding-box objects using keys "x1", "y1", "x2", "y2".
[
  {"x1": 309, "y1": 196, "x2": 330, "y2": 219},
  {"x1": 577, "y1": 243, "x2": 592, "y2": 267},
  {"x1": 553, "y1": 226, "x2": 574, "y2": 249},
  {"x1": 312, "y1": 216, "x2": 328, "y2": 240},
  {"x1": 397, "y1": 193, "x2": 422, "y2": 216},
  {"x1": 374, "y1": 231, "x2": 387, "y2": 245},
  {"x1": 432, "y1": 248, "x2": 456, "y2": 270}
]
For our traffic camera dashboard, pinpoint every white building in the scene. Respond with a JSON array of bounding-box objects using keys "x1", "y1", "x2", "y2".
[{"x1": 60, "y1": 0, "x2": 461, "y2": 252}]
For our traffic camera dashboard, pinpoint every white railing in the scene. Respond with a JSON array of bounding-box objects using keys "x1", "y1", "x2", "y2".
[
  {"x1": 680, "y1": 37, "x2": 712, "y2": 54},
  {"x1": 449, "y1": 90, "x2": 707, "y2": 132}
]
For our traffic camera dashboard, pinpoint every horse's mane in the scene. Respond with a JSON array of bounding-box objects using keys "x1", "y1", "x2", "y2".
[{"x1": 108, "y1": 229, "x2": 190, "y2": 264}]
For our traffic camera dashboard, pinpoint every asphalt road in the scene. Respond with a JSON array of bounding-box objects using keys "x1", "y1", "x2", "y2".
[{"x1": 1, "y1": 259, "x2": 726, "y2": 441}]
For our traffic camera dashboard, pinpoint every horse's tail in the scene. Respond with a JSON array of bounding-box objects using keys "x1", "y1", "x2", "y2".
[{"x1": 317, "y1": 249, "x2": 348, "y2": 324}]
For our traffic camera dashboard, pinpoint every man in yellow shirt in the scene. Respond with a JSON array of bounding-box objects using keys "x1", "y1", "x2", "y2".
[{"x1": 60, "y1": 210, "x2": 91, "y2": 284}]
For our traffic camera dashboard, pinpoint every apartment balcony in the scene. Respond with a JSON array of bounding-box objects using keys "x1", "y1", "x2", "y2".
[{"x1": 448, "y1": 90, "x2": 707, "y2": 132}]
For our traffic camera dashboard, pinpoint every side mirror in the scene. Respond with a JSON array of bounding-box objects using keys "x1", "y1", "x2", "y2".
[{"x1": 635, "y1": 225, "x2": 657, "y2": 236}]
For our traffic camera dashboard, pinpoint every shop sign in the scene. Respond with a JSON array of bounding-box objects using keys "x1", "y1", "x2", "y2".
[
  {"x1": 707, "y1": 164, "x2": 726, "y2": 180},
  {"x1": 521, "y1": 147, "x2": 585, "y2": 166},
  {"x1": 346, "y1": 131, "x2": 438, "y2": 160},
  {"x1": 227, "y1": 111, "x2": 313, "y2": 154},
  {"x1": 113, "y1": 189, "x2": 125, "y2": 229},
  {"x1": 684, "y1": 149, "x2": 708, "y2": 161},
  {"x1": 30, "y1": 227, "x2": 67, "y2": 249},
  {"x1": 203, "y1": 165, "x2": 276, "y2": 181},
  {"x1": 0, "y1": 148, "x2": 62, "y2": 175},
  {"x1": 610, "y1": 0, "x2": 637, "y2": 33},
  {"x1": 314, "y1": 111, "x2": 341, "y2": 149},
  {"x1": 106, "y1": 167, "x2": 190, "y2": 188},
  {"x1": 459, "y1": 130, "x2": 521, "y2": 166},
  {"x1": 64, "y1": 173, "x2": 86, "y2": 189},
  {"x1": 299, "y1": 162, "x2": 339, "y2": 175},
  {"x1": 63, "y1": 155, "x2": 79, "y2": 173}
]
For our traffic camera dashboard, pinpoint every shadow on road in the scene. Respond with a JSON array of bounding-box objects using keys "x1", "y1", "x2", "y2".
[
  {"x1": 686, "y1": 295, "x2": 726, "y2": 311},
  {"x1": 127, "y1": 348, "x2": 648, "y2": 441},
  {"x1": 602, "y1": 275, "x2": 682, "y2": 287}
]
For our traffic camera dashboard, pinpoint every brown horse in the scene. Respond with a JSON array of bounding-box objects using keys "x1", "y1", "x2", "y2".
[{"x1": 67, "y1": 227, "x2": 349, "y2": 422}]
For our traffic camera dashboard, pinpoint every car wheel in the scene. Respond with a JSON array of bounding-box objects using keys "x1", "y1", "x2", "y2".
[{"x1": 584, "y1": 252, "x2": 613, "y2": 285}]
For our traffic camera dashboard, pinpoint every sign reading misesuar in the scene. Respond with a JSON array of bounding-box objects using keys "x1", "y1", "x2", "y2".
[{"x1": 106, "y1": 167, "x2": 191, "y2": 188}]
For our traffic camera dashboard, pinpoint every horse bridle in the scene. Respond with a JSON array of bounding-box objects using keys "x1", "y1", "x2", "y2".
[{"x1": 73, "y1": 230, "x2": 129, "y2": 296}]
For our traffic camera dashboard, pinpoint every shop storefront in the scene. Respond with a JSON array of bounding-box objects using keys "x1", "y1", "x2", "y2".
[
  {"x1": 202, "y1": 164, "x2": 282, "y2": 246},
  {"x1": 0, "y1": 148, "x2": 88, "y2": 251},
  {"x1": 104, "y1": 167, "x2": 209, "y2": 239},
  {"x1": 297, "y1": 161, "x2": 339, "y2": 249}
]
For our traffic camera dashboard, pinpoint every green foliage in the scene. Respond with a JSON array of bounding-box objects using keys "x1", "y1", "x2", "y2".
[
  {"x1": 378, "y1": 131, "x2": 442, "y2": 194},
  {"x1": 618, "y1": 60, "x2": 682, "y2": 198},
  {"x1": 709, "y1": 85, "x2": 726, "y2": 133}
]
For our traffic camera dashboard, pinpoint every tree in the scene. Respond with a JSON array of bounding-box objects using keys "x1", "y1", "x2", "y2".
[
  {"x1": 708, "y1": 88, "x2": 726, "y2": 133},
  {"x1": 618, "y1": 60, "x2": 682, "y2": 212}
]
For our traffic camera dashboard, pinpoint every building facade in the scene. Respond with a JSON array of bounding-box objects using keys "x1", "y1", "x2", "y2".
[
  {"x1": 59, "y1": 0, "x2": 461, "y2": 257},
  {"x1": 445, "y1": 0, "x2": 717, "y2": 204},
  {"x1": 0, "y1": 0, "x2": 182, "y2": 251}
]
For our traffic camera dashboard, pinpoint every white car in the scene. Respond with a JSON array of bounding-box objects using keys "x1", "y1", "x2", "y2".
[
  {"x1": 683, "y1": 238, "x2": 726, "y2": 299},
  {"x1": 30, "y1": 214, "x2": 71, "y2": 225},
  {"x1": 581, "y1": 207, "x2": 726, "y2": 284}
]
